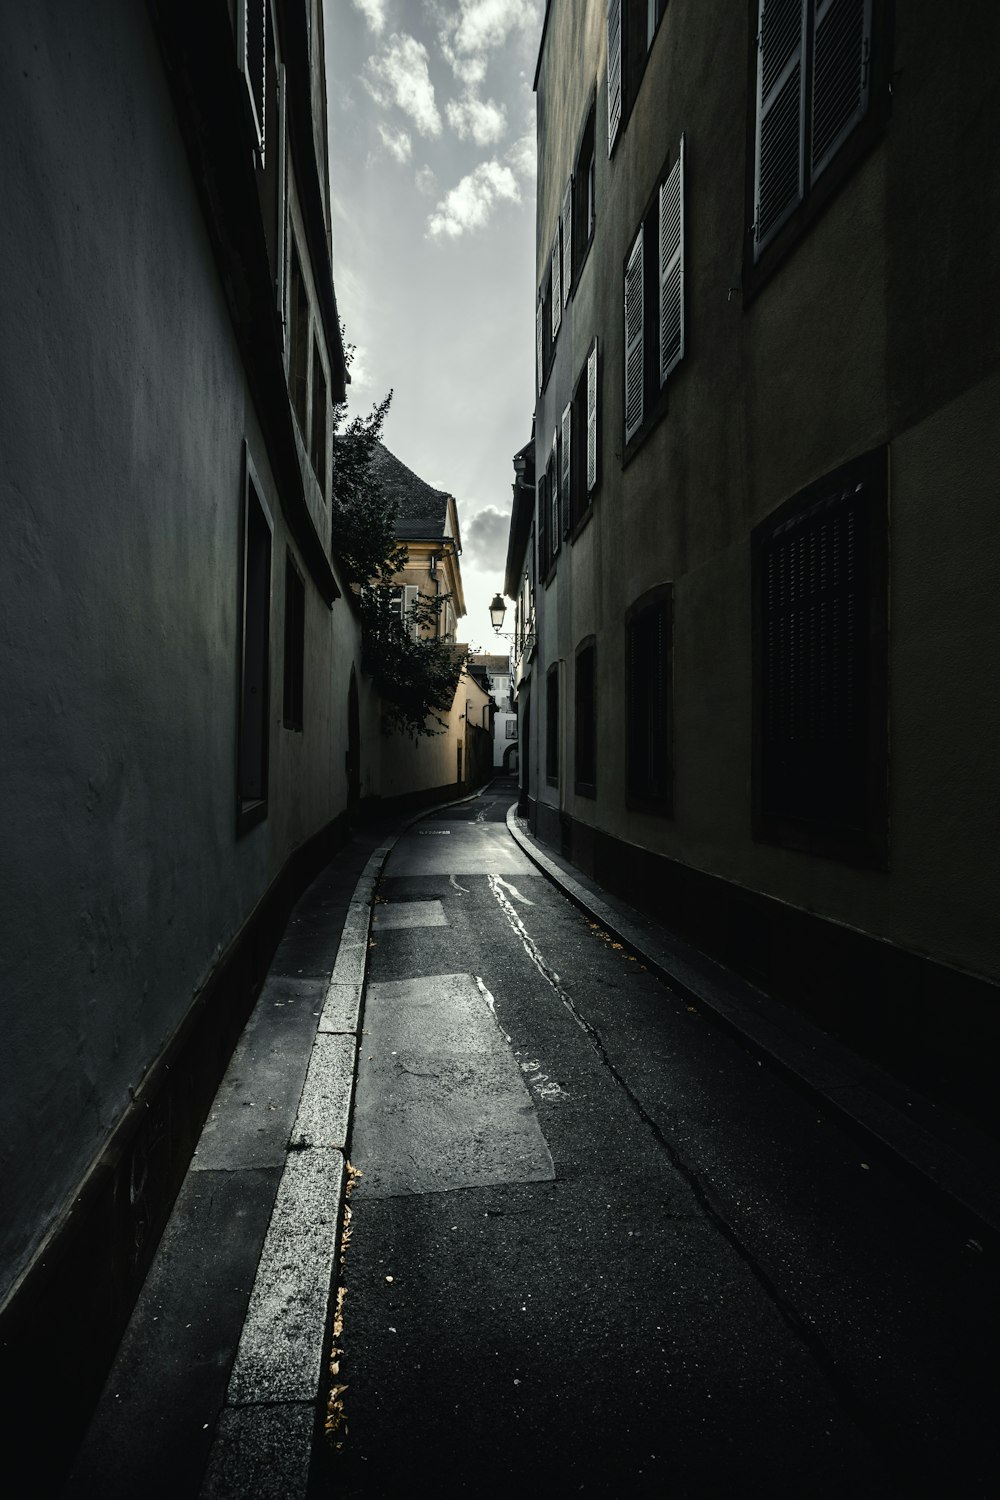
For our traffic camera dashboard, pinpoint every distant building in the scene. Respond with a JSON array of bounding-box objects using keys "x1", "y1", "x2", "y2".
[
  {"x1": 369, "y1": 444, "x2": 492, "y2": 802},
  {"x1": 522, "y1": 0, "x2": 1000, "y2": 1122},
  {"x1": 504, "y1": 436, "x2": 538, "y2": 807},
  {"x1": 470, "y1": 653, "x2": 518, "y2": 771}
]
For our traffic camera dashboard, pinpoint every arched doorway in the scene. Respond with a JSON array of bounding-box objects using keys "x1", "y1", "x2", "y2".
[{"x1": 502, "y1": 742, "x2": 518, "y2": 774}]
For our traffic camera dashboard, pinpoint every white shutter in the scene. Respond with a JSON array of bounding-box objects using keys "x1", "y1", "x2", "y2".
[
  {"x1": 659, "y1": 134, "x2": 685, "y2": 387},
  {"x1": 238, "y1": 0, "x2": 267, "y2": 158},
  {"x1": 551, "y1": 238, "x2": 562, "y2": 340},
  {"x1": 561, "y1": 402, "x2": 572, "y2": 535},
  {"x1": 624, "y1": 228, "x2": 644, "y2": 443},
  {"x1": 536, "y1": 298, "x2": 544, "y2": 395},
  {"x1": 811, "y1": 0, "x2": 872, "y2": 181},
  {"x1": 607, "y1": 0, "x2": 622, "y2": 157},
  {"x1": 753, "y1": 0, "x2": 807, "y2": 258},
  {"x1": 276, "y1": 63, "x2": 288, "y2": 329},
  {"x1": 550, "y1": 430, "x2": 560, "y2": 557},
  {"x1": 587, "y1": 339, "x2": 599, "y2": 493},
  {"x1": 562, "y1": 179, "x2": 573, "y2": 306},
  {"x1": 403, "y1": 585, "x2": 420, "y2": 640}
]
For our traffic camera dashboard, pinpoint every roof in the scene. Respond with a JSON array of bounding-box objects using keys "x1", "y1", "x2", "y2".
[
  {"x1": 470, "y1": 654, "x2": 510, "y2": 674},
  {"x1": 371, "y1": 443, "x2": 452, "y2": 542}
]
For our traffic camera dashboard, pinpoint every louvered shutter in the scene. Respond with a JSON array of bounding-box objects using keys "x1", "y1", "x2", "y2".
[
  {"x1": 624, "y1": 228, "x2": 644, "y2": 443},
  {"x1": 536, "y1": 298, "x2": 544, "y2": 395},
  {"x1": 561, "y1": 403, "x2": 572, "y2": 536},
  {"x1": 550, "y1": 433, "x2": 560, "y2": 557},
  {"x1": 238, "y1": 0, "x2": 267, "y2": 157},
  {"x1": 753, "y1": 0, "x2": 807, "y2": 258},
  {"x1": 587, "y1": 339, "x2": 599, "y2": 493},
  {"x1": 811, "y1": 0, "x2": 872, "y2": 181},
  {"x1": 607, "y1": 0, "x2": 622, "y2": 156},
  {"x1": 276, "y1": 64, "x2": 288, "y2": 326},
  {"x1": 659, "y1": 134, "x2": 685, "y2": 387},
  {"x1": 537, "y1": 472, "x2": 548, "y2": 575},
  {"x1": 562, "y1": 179, "x2": 573, "y2": 305},
  {"x1": 551, "y1": 237, "x2": 562, "y2": 340}
]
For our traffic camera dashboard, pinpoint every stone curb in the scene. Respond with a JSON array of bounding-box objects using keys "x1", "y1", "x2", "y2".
[
  {"x1": 201, "y1": 782, "x2": 494, "y2": 1498},
  {"x1": 505, "y1": 806, "x2": 1000, "y2": 1243}
]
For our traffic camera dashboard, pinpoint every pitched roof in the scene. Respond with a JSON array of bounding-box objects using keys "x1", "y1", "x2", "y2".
[{"x1": 371, "y1": 443, "x2": 452, "y2": 542}]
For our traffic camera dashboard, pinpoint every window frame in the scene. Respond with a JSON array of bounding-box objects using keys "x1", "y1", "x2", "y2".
[
  {"x1": 574, "y1": 637, "x2": 598, "y2": 798},
  {"x1": 545, "y1": 663, "x2": 560, "y2": 786},
  {"x1": 237, "y1": 449, "x2": 274, "y2": 833},
  {"x1": 750, "y1": 445, "x2": 889, "y2": 867},
  {"x1": 742, "y1": 0, "x2": 893, "y2": 302},
  {"x1": 625, "y1": 584, "x2": 673, "y2": 815},
  {"x1": 622, "y1": 139, "x2": 686, "y2": 463}
]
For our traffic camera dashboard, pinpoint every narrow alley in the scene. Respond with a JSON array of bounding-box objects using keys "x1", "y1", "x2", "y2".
[{"x1": 324, "y1": 785, "x2": 996, "y2": 1496}]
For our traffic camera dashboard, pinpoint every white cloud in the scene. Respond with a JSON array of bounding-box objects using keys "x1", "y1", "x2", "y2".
[
  {"x1": 352, "y1": 0, "x2": 387, "y2": 35},
  {"x1": 451, "y1": 0, "x2": 540, "y2": 56},
  {"x1": 377, "y1": 122, "x2": 412, "y2": 162},
  {"x1": 363, "y1": 33, "x2": 442, "y2": 138},
  {"x1": 415, "y1": 165, "x2": 438, "y2": 196},
  {"x1": 505, "y1": 130, "x2": 536, "y2": 181},
  {"x1": 427, "y1": 160, "x2": 520, "y2": 240},
  {"x1": 463, "y1": 504, "x2": 511, "y2": 568},
  {"x1": 446, "y1": 93, "x2": 507, "y2": 146}
]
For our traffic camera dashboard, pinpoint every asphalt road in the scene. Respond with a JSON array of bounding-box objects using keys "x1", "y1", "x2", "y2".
[{"x1": 314, "y1": 781, "x2": 998, "y2": 1498}]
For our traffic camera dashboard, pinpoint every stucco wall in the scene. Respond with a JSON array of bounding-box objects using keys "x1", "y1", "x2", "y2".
[
  {"x1": 0, "y1": 1, "x2": 360, "y2": 1301},
  {"x1": 533, "y1": 0, "x2": 1000, "y2": 983}
]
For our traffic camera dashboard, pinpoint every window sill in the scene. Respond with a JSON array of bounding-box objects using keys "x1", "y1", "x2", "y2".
[
  {"x1": 236, "y1": 798, "x2": 268, "y2": 836},
  {"x1": 625, "y1": 791, "x2": 673, "y2": 818},
  {"x1": 752, "y1": 816, "x2": 888, "y2": 872},
  {"x1": 574, "y1": 780, "x2": 596, "y2": 799}
]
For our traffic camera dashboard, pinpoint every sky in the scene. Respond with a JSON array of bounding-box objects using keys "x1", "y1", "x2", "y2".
[{"x1": 323, "y1": 0, "x2": 542, "y2": 653}]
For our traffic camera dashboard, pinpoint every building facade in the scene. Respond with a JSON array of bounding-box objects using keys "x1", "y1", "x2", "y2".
[
  {"x1": 0, "y1": 0, "x2": 372, "y2": 1474},
  {"x1": 471, "y1": 653, "x2": 519, "y2": 770},
  {"x1": 525, "y1": 0, "x2": 1000, "y2": 1120}
]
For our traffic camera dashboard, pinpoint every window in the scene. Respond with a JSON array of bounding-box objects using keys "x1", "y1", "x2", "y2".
[
  {"x1": 288, "y1": 238, "x2": 309, "y2": 438},
  {"x1": 567, "y1": 339, "x2": 600, "y2": 531},
  {"x1": 752, "y1": 446, "x2": 888, "y2": 864},
  {"x1": 548, "y1": 428, "x2": 561, "y2": 569},
  {"x1": 536, "y1": 266, "x2": 555, "y2": 394},
  {"x1": 389, "y1": 584, "x2": 420, "y2": 641},
  {"x1": 283, "y1": 553, "x2": 305, "y2": 732},
  {"x1": 546, "y1": 665, "x2": 560, "y2": 785},
  {"x1": 626, "y1": 585, "x2": 672, "y2": 810},
  {"x1": 575, "y1": 640, "x2": 597, "y2": 796},
  {"x1": 550, "y1": 231, "x2": 562, "y2": 342},
  {"x1": 571, "y1": 104, "x2": 597, "y2": 283},
  {"x1": 237, "y1": 0, "x2": 267, "y2": 158},
  {"x1": 752, "y1": 0, "x2": 877, "y2": 263},
  {"x1": 238, "y1": 459, "x2": 273, "y2": 828},
  {"x1": 607, "y1": 0, "x2": 668, "y2": 155},
  {"x1": 505, "y1": 719, "x2": 518, "y2": 740},
  {"x1": 310, "y1": 334, "x2": 327, "y2": 493},
  {"x1": 624, "y1": 138, "x2": 685, "y2": 450}
]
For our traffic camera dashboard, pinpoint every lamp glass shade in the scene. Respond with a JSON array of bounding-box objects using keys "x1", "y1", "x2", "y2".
[{"x1": 488, "y1": 593, "x2": 506, "y2": 630}]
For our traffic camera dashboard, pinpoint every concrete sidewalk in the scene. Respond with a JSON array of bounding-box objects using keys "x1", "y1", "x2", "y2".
[
  {"x1": 65, "y1": 790, "x2": 489, "y2": 1500},
  {"x1": 507, "y1": 808, "x2": 1000, "y2": 1245}
]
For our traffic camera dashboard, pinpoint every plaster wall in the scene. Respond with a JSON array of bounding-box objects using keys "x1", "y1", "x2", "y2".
[
  {"x1": 533, "y1": 0, "x2": 1000, "y2": 983},
  {"x1": 378, "y1": 671, "x2": 491, "y2": 799},
  {"x1": 0, "y1": 1, "x2": 360, "y2": 1301}
]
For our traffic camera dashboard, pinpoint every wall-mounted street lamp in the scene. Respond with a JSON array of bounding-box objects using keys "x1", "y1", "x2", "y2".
[{"x1": 488, "y1": 591, "x2": 535, "y2": 655}]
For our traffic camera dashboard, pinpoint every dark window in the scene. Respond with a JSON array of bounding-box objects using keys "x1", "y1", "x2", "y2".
[
  {"x1": 624, "y1": 138, "x2": 685, "y2": 452},
  {"x1": 575, "y1": 640, "x2": 597, "y2": 796},
  {"x1": 238, "y1": 465, "x2": 272, "y2": 828},
  {"x1": 505, "y1": 719, "x2": 518, "y2": 740},
  {"x1": 537, "y1": 469, "x2": 549, "y2": 578},
  {"x1": 752, "y1": 446, "x2": 888, "y2": 865},
  {"x1": 546, "y1": 665, "x2": 560, "y2": 785},
  {"x1": 751, "y1": 0, "x2": 884, "y2": 271},
  {"x1": 608, "y1": 0, "x2": 668, "y2": 155},
  {"x1": 537, "y1": 266, "x2": 555, "y2": 393},
  {"x1": 564, "y1": 101, "x2": 597, "y2": 300},
  {"x1": 288, "y1": 239, "x2": 309, "y2": 438},
  {"x1": 626, "y1": 586, "x2": 672, "y2": 810},
  {"x1": 310, "y1": 335, "x2": 327, "y2": 492},
  {"x1": 568, "y1": 338, "x2": 600, "y2": 531},
  {"x1": 283, "y1": 553, "x2": 305, "y2": 732}
]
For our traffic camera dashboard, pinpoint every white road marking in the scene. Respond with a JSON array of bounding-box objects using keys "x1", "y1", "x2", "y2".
[
  {"x1": 487, "y1": 874, "x2": 588, "y2": 1036},
  {"x1": 449, "y1": 874, "x2": 470, "y2": 895},
  {"x1": 475, "y1": 974, "x2": 511, "y2": 1043},
  {"x1": 493, "y1": 875, "x2": 534, "y2": 906}
]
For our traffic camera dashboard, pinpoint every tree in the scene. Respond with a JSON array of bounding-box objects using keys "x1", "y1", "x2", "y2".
[{"x1": 331, "y1": 336, "x2": 468, "y2": 738}]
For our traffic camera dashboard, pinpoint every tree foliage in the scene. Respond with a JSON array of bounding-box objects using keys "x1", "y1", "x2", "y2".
[{"x1": 331, "y1": 335, "x2": 468, "y2": 738}]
